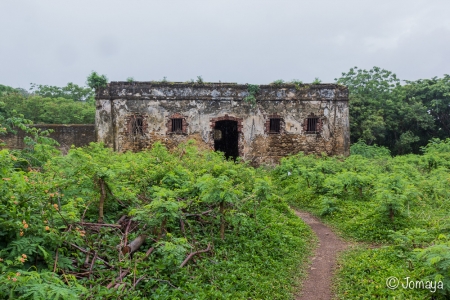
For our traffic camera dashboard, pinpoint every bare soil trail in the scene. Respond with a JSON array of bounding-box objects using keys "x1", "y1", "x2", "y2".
[{"x1": 295, "y1": 211, "x2": 348, "y2": 300}]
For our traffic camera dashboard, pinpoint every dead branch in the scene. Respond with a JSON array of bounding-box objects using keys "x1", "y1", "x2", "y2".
[
  {"x1": 133, "y1": 276, "x2": 145, "y2": 288},
  {"x1": 67, "y1": 243, "x2": 113, "y2": 268},
  {"x1": 97, "y1": 178, "x2": 107, "y2": 223},
  {"x1": 83, "y1": 253, "x2": 90, "y2": 268},
  {"x1": 89, "y1": 252, "x2": 97, "y2": 279},
  {"x1": 107, "y1": 270, "x2": 129, "y2": 289},
  {"x1": 79, "y1": 222, "x2": 122, "y2": 228},
  {"x1": 81, "y1": 200, "x2": 93, "y2": 223},
  {"x1": 66, "y1": 271, "x2": 91, "y2": 278},
  {"x1": 149, "y1": 277, "x2": 179, "y2": 289},
  {"x1": 117, "y1": 215, "x2": 127, "y2": 224},
  {"x1": 53, "y1": 248, "x2": 59, "y2": 272},
  {"x1": 179, "y1": 243, "x2": 211, "y2": 268},
  {"x1": 158, "y1": 218, "x2": 167, "y2": 240},
  {"x1": 104, "y1": 181, "x2": 127, "y2": 207},
  {"x1": 124, "y1": 220, "x2": 132, "y2": 246},
  {"x1": 180, "y1": 218, "x2": 185, "y2": 234},
  {"x1": 114, "y1": 282, "x2": 127, "y2": 290},
  {"x1": 142, "y1": 233, "x2": 165, "y2": 260},
  {"x1": 122, "y1": 234, "x2": 147, "y2": 255},
  {"x1": 144, "y1": 246, "x2": 156, "y2": 259}
]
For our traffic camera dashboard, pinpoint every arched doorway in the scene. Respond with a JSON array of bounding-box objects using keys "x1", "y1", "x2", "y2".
[{"x1": 213, "y1": 120, "x2": 239, "y2": 159}]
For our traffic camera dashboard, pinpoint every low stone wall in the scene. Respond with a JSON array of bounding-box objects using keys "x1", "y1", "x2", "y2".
[{"x1": 1, "y1": 124, "x2": 96, "y2": 153}]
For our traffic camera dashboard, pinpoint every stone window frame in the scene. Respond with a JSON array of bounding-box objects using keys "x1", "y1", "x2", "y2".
[
  {"x1": 167, "y1": 113, "x2": 188, "y2": 135},
  {"x1": 126, "y1": 114, "x2": 148, "y2": 137},
  {"x1": 303, "y1": 113, "x2": 323, "y2": 134},
  {"x1": 264, "y1": 114, "x2": 284, "y2": 134}
]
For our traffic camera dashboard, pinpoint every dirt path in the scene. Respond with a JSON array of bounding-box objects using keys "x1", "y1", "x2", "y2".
[{"x1": 295, "y1": 211, "x2": 348, "y2": 300}]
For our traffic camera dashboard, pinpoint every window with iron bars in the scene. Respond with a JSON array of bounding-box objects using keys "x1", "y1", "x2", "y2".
[
  {"x1": 132, "y1": 116, "x2": 144, "y2": 136},
  {"x1": 171, "y1": 118, "x2": 183, "y2": 133},
  {"x1": 306, "y1": 117, "x2": 319, "y2": 132},
  {"x1": 269, "y1": 118, "x2": 281, "y2": 133}
]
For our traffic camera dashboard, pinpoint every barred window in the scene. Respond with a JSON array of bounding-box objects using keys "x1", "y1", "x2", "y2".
[
  {"x1": 171, "y1": 118, "x2": 183, "y2": 133},
  {"x1": 307, "y1": 117, "x2": 319, "y2": 132},
  {"x1": 269, "y1": 118, "x2": 281, "y2": 133},
  {"x1": 132, "y1": 116, "x2": 144, "y2": 136}
]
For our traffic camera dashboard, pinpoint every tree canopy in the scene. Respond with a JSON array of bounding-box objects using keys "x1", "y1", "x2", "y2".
[{"x1": 336, "y1": 66, "x2": 447, "y2": 155}]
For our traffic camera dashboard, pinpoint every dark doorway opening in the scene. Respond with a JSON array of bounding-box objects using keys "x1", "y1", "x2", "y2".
[{"x1": 214, "y1": 120, "x2": 239, "y2": 159}]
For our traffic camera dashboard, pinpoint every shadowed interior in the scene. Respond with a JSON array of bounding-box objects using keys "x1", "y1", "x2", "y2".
[{"x1": 214, "y1": 120, "x2": 239, "y2": 159}]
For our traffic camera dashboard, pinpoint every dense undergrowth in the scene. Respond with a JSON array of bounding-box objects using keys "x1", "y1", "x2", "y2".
[
  {"x1": 275, "y1": 139, "x2": 450, "y2": 299},
  {"x1": 2, "y1": 127, "x2": 450, "y2": 299},
  {"x1": 0, "y1": 140, "x2": 313, "y2": 299}
]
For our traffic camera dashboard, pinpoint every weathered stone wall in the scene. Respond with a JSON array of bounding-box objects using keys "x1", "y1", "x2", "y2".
[
  {"x1": 2, "y1": 124, "x2": 96, "y2": 153},
  {"x1": 96, "y1": 82, "x2": 349, "y2": 164}
]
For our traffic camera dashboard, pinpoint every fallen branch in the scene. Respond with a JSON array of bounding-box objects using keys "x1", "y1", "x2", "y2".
[
  {"x1": 53, "y1": 248, "x2": 59, "y2": 272},
  {"x1": 66, "y1": 271, "x2": 91, "y2": 278},
  {"x1": 142, "y1": 233, "x2": 165, "y2": 260},
  {"x1": 88, "y1": 252, "x2": 97, "y2": 279},
  {"x1": 97, "y1": 177, "x2": 107, "y2": 223},
  {"x1": 67, "y1": 243, "x2": 113, "y2": 268},
  {"x1": 83, "y1": 253, "x2": 90, "y2": 268},
  {"x1": 81, "y1": 200, "x2": 93, "y2": 223},
  {"x1": 79, "y1": 222, "x2": 122, "y2": 228},
  {"x1": 107, "y1": 270, "x2": 129, "y2": 289},
  {"x1": 122, "y1": 234, "x2": 147, "y2": 255},
  {"x1": 124, "y1": 220, "x2": 132, "y2": 246},
  {"x1": 180, "y1": 218, "x2": 185, "y2": 235},
  {"x1": 144, "y1": 246, "x2": 155, "y2": 259},
  {"x1": 117, "y1": 215, "x2": 127, "y2": 224},
  {"x1": 114, "y1": 282, "x2": 127, "y2": 290},
  {"x1": 179, "y1": 243, "x2": 211, "y2": 268},
  {"x1": 133, "y1": 276, "x2": 145, "y2": 288}
]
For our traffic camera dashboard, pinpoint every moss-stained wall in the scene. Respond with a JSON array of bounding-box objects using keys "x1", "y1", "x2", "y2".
[
  {"x1": 2, "y1": 124, "x2": 96, "y2": 154},
  {"x1": 96, "y1": 82, "x2": 349, "y2": 164}
]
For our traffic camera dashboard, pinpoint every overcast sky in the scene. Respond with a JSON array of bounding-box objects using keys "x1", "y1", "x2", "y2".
[{"x1": 1, "y1": 0, "x2": 449, "y2": 88}]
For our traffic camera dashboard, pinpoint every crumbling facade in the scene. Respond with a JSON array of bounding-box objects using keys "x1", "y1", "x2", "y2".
[{"x1": 96, "y1": 82, "x2": 349, "y2": 164}]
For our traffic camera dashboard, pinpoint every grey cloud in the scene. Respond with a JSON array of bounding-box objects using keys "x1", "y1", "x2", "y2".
[{"x1": 1, "y1": 0, "x2": 449, "y2": 88}]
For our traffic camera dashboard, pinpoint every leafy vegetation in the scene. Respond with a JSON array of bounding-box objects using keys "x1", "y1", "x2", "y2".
[
  {"x1": 275, "y1": 139, "x2": 450, "y2": 298},
  {"x1": 196, "y1": 76, "x2": 204, "y2": 84},
  {"x1": 29, "y1": 83, "x2": 94, "y2": 102},
  {"x1": 271, "y1": 79, "x2": 285, "y2": 85},
  {"x1": 336, "y1": 66, "x2": 449, "y2": 155},
  {"x1": 0, "y1": 92, "x2": 94, "y2": 124},
  {"x1": 312, "y1": 77, "x2": 322, "y2": 84},
  {"x1": 0, "y1": 133, "x2": 313, "y2": 299},
  {"x1": 243, "y1": 84, "x2": 260, "y2": 107},
  {"x1": 86, "y1": 71, "x2": 108, "y2": 91},
  {"x1": 0, "y1": 75, "x2": 98, "y2": 125},
  {"x1": 1, "y1": 66, "x2": 450, "y2": 298}
]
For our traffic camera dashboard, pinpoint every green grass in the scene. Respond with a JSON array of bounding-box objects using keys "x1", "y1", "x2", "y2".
[{"x1": 274, "y1": 140, "x2": 450, "y2": 299}]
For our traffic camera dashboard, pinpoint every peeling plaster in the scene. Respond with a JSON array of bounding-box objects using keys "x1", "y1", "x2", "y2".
[{"x1": 96, "y1": 82, "x2": 349, "y2": 164}]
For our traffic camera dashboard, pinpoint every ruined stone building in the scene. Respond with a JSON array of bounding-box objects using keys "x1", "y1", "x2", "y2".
[{"x1": 96, "y1": 82, "x2": 349, "y2": 164}]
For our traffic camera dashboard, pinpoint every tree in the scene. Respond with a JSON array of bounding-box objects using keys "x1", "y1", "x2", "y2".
[
  {"x1": 404, "y1": 75, "x2": 450, "y2": 140},
  {"x1": 336, "y1": 66, "x2": 434, "y2": 154},
  {"x1": 0, "y1": 84, "x2": 18, "y2": 95},
  {"x1": 86, "y1": 71, "x2": 108, "y2": 91},
  {"x1": 30, "y1": 82, "x2": 94, "y2": 102}
]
